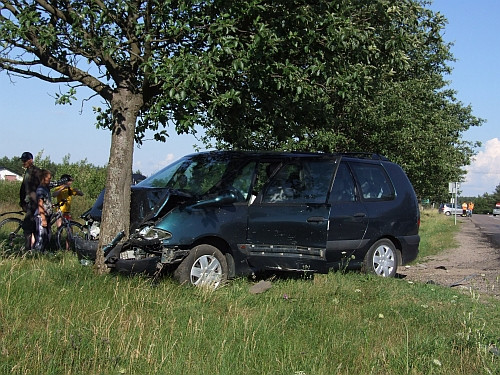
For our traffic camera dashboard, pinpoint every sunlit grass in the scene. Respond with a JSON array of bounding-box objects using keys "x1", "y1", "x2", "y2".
[
  {"x1": 417, "y1": 209, "x2": 459, "y2": 259},
  {"x1": 1, "y1": 206, "x2": 499, "y2": 374}
]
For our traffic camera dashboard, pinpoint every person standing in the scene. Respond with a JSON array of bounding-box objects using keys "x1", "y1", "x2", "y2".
[
  {"x1": 461, "y1": 201, "x2": 467, "y2": 217},
  {"x1": 33, "y1": 169, "x2": 54, "y2": 252},
  {"x1": 19, "y1": 152, "x2": 41, "y2": 250},
  {"x1": 468, "y1": 201, "x2": 474, "y2": 217}
]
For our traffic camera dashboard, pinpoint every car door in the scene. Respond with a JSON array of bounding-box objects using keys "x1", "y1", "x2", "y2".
[
  {"x1": 326, "y1": 162, "x2": 369, "y2": 264},
  {"x1": 244, "y1": 158, "x2": 337, "y2": 273}
]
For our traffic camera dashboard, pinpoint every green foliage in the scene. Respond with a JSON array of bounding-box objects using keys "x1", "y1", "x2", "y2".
[
  {"x1": 495, "y1": 183, "x2": 500, "y2": 202},
  {"x1": 185, "y1": 1, "x2": 483, "y2": 200},
  {"x1": 0, "y1": 156, "x2": 23, "y2": 176},
  {"x1": 53, "y1": 154, "x2": 107, "y2": 201},
  {"x1": 0, "y1": 153, "x2": 106, "y2": 215},
  {"x1": 0, "y1": 181, "x2": 21, "y2": 205}
]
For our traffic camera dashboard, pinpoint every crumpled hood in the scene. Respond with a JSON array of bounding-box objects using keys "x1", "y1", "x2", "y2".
[{"x1": 82, "y1": 186, "x2": 194, "y2": 232}]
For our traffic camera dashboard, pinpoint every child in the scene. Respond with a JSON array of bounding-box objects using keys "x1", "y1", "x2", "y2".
[{"x1": 33, "y1": 169, "x2": 53, "y2": 252}]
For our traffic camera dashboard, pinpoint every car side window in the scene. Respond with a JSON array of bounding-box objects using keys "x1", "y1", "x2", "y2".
[
  {"x1": 349, "y1": 162, "x2": 395, "y2": 201},
  {"x1": 330, "y1": 163, "x2": 357, "y2": 202},
  {"x1": 230, "y1": 162, "x2": 256, "y2": 201},
  {"x1": 262, "y1": 160, "x2": 335, "y2": 203}
]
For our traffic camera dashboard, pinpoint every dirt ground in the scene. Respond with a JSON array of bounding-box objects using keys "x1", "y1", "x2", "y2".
[{"x1": 398, "y1": 217, "x2": 500, "y2": 299}]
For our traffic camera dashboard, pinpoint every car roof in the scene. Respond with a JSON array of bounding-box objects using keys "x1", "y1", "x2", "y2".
[{"x1": 185, "y1": 150, "x2": 390, "y2": 162}]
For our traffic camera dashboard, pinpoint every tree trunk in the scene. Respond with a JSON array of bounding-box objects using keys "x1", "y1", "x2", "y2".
[{"x1": 94, "y1": 89, "x2": 142, "y2": 274}]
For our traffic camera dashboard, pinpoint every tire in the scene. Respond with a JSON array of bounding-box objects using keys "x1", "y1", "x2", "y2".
[
  {"x1": 0, "y1": 217, "x2": 25, "y2": 253},
  {"x1": 174, "y1": 244, "x2": 228, "y2": 288},
  {"x1": 362, "y1": 239, "x2": 399, "y2": 277},
  {"x1": 445, "y1": 211, "x2": 451, "y2": 216},
  {"x1": 56, "y1": 221, "x2": 86, "y2": 251}
]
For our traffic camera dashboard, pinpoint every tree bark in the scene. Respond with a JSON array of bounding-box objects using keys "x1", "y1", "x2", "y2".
[{"x1": 94, "y1": 88, "x2": 142, "y2": 274}]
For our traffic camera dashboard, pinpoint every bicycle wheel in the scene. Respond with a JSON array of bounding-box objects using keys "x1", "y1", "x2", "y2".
[
  {"x1": 56, "y1": 221, "x2": 86, "y2": 251},
  {"x1": 0, "y1": 217, "x2": 25, "y2": 253}
]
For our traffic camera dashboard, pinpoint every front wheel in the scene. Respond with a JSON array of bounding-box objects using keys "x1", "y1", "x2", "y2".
[
  {"x1": 362, "y1": 239, "x2": 399, "y2": 277},
  {"x1": 56, "y1": 221, "x2": 86, "y2": 251},
  {"x1": 174, "y1": 244, "x2": 228, "y2": 288},
  {"x1": 0, "y1": 217, "x2": 25, "y2": 253}
]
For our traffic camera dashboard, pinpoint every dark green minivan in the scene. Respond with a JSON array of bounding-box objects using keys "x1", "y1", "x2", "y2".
[{"x1": 103, "y1": 151, "x2": 420, "y2": 287}]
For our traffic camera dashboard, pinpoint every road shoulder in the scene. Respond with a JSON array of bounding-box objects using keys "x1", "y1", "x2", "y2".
[{"x1": 399, "y1": 217, "x2": 500, "y2": 299}]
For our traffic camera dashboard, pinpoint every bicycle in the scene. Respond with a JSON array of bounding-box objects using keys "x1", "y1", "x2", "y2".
[
  {"x1": 0, "y1": 200, "x2": 88, "y2": 253},
  {"x1": 52, "y1": 201, "x2": 88, "y2": 251}
]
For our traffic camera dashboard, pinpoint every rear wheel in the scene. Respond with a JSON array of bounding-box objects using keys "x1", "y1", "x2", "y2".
[
  {"x1": 0, "y1": 217, "x2": 25, "y2": 254},
  {"x1": 56, "y1": 221, "x2": 86, "y2": 251},
  {"x1": 174, "y1": 244, "x2": 228, "y2": 288},
  {"x1": 0, "y1": 217, "x2": 25, "y2": 253},
  {"x1": 362, "y1": 239, "x2": 399, "y2": 277}
]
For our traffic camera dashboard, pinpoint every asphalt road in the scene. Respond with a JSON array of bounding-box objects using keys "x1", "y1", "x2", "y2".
[{"x1": 468, "y1": 214, "x2": 500, "y2": 249}]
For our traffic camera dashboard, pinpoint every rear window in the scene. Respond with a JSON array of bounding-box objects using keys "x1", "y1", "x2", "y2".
[{"x1": 349, "y1": 162, "x2": 395, "y2": 201}]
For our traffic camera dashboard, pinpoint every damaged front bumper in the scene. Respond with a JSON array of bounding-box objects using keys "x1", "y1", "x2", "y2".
[{"x1": 75, "y1": 233, "x2": 189, "y2": 276}]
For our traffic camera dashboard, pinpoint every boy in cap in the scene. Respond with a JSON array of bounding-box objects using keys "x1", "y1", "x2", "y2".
[{"x1": 19, "y1": 151, "x2": 41, "y2": 249}]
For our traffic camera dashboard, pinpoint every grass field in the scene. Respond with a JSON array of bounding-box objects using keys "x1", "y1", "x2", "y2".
[{"x1": 0, "y1": 209, "x2": 499, "y2": 374}]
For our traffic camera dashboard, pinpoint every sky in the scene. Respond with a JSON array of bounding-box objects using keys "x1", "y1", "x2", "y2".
[{"x1": 1, "y1": 0, "x2": 499, "y2": 197}]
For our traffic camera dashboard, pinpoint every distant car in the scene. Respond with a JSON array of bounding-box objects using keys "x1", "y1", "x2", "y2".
[
  {"x1": 493, "y1": 203, "x2": 500, "y2": 217},
  {"x1": 439, "y1": 203, "x2": 462, "y2": 216}
]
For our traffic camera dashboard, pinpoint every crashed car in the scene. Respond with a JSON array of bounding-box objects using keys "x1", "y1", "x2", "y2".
[{"x1": 77, "y1": 151, "x2": 420, "y2": 287}]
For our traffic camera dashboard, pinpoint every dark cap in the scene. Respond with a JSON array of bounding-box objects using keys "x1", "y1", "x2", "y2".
[{"x1": 20, "y1": 152, "x2": 33, "y2": 162}]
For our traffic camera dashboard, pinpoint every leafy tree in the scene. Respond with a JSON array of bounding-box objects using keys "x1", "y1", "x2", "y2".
[
  {"x1": 493, "y1": 183, "x2": 500, "y2": 204},
  {"x1": 196, "y1": 1, "x2": 483, "y2": 201},
  {"x1": 0, "y1": 156, "x2": 22, "y2": 176},
  {"x1": 0, "y1": 0, "x2": 482, "y2": 271}
]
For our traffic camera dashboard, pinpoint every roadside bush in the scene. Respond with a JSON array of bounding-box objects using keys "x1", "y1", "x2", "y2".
[{"x1": 0, "y1": 181, "x2": 21, "y2": 205}]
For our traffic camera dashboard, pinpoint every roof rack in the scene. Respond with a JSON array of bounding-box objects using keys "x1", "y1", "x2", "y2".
[{"x1": 339, "y1": 152, "x2": 389, "y2": 161}]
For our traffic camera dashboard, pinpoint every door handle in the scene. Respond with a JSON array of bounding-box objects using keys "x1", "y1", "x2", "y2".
[
  {"x1": 353, "y1": 213, "x2": 366, "y2": 218},
  {"x1": 307, "y1": 216, "x2": 326, "y2": 223}
]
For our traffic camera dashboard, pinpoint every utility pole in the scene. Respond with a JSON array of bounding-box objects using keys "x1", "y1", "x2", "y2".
[{"x1": 448, "y1": 182, "x2": 460, "y2": 225}]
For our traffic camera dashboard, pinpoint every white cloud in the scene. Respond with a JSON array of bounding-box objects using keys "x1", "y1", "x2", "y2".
[
  {"x1": 461, "y1": 138, "x2": 500, "y2": 196},
  {"x1": 134, "y1": 152, "x2": 176, "y2": 177},
  {"x1": 157, "y1": 153, "x2": 176, "y2": 170}
]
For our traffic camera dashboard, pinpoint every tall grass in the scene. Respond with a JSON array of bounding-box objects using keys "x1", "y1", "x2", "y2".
[
  {"x1": 0, "y1": 210, "x2": 499, "y2": 374},
  {"x1": 417, "y1": 209, "x2": 459, "y2": 258}
]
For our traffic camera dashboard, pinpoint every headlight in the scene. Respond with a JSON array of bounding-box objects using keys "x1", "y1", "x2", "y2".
[{"x1": 138, "y1": 226, "x2": 172, "y2": 241}]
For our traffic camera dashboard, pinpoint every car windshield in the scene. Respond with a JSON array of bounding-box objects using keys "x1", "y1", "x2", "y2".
[{"x1": 136, "y1": 153, "x2": 251, "y2": 198}]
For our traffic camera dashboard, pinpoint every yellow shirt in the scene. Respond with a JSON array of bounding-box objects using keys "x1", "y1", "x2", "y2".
[{"x1": 54, "y1": 186, "x2": 79, "y2": 213}]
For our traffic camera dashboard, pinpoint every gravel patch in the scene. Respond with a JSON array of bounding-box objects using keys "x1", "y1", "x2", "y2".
[{"x1": 398, "y1": 217, "x2": 500, "y2": 299}]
